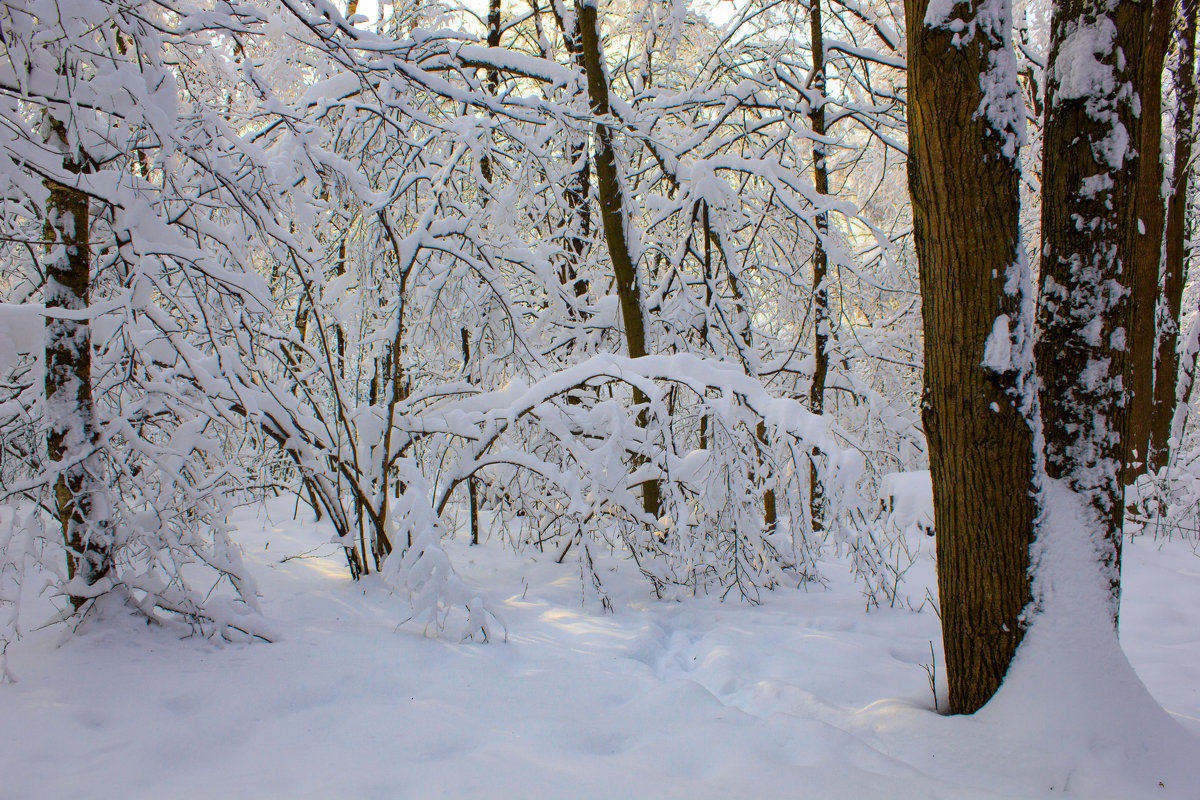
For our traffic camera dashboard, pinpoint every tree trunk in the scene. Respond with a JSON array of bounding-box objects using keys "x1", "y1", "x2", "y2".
[
  {"x1": 44, "y1": 134, "x2": 110, "y2": 607},
  {"x1": 576, "y1": 0, "x2": 660, "y2": 521},
  {"x1": 808, "y1": 0, "x2": 830, "y2": 532},
  {"x1": 462, "y1": 327, "x2": 481, "y2": 546},
  {"x1": 1037, "y1": 0, "x2": 1152, "y2": 621},
  {"x1": 546, "y1": 1, "x2": 594, "y2": 305},
  {"x1": 906, "y1": 0, "x2": 1035, "y2": 714},
  {"x1": 1150, "y1": 0, "x2": 1198, "y2": 471},
  {"x1": 1123, "y1": 0, "x2": 1174, "y2": 481},
  {"x1": 479, "y1": 0, "x2": 502, "y2": 188},
  {"x1": 467, "y1": 0, "x2": 501, "y2": 544}
]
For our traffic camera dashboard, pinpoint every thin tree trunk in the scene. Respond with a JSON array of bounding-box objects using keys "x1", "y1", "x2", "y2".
[
  {"x1": 337, "y1": 0, "x2": 357, "y2": 380},
  {"x1": 906, "y1": 0, "x2": 1035, "y2": 714},
  {"x1": 1150, "y1": 0, "x2": 1198, "y2": 470},
  {"x1": 335, "y1": 233, "x2": 348, "y2": 379},
  {"x1": 467, "y1": 0, "x2": 502, "y2": 543},
  {"x1": 576, "y1": 0, "x2": 660, "y2": 521},
  {"x1": 376, "y1": 208, "x2": 418, "y2": 567},
  {"x1": 808, "y1": 0, "x2": 830, "y2": 533},
  {"x1": 44, "y1": 127, "x2": 110, "y2": 608},
  {"x1": 1123, "y1": 0, "x2": 1174, "y2": 481},
  {"x1": 462, "y1": 327, "x2": 481, "y2": 546},
  {"x1": 1037, "y1": 0, "x2": 1152, "y2": 620},
  {"x1": 562, "y1": 138, "x2": 593, "y2": 302},
  {"x1": 545, "y1": 1, "x2": 593, "y2": 306},
  {"x1": 479, "y1": 0, "x2": 502, "y2": 187}
]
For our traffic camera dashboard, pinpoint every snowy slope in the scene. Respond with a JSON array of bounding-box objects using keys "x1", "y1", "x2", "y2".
[{"x1": 0, "y1": 502, "x2": 1196, "y2": 799}]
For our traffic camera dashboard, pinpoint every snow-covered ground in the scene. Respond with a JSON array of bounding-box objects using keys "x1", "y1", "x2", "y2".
[{"x1": 1, "y1": 502, "x2": 1197, "y2": 799}]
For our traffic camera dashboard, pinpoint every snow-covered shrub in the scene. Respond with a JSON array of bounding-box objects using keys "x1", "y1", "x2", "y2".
[
  {"x1": 842, "y1": 470, "x2": 935, "y2": 610},
  {"x1": 406, "y1": 355, "x2": 864, "y2": 602},
  {"x1": 0, "y1": 0, "x2": 925, "y2": 645},
  {"x1": 0, "y1": 0, "x2": 291, "y2": 641}
]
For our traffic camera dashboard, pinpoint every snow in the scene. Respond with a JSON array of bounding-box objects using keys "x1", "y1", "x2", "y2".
[
  {"x1": 1052, "y1": 18, "x2": 1118, "y2": 104},
  {"x1": 0, "y1": 499, "x2": 1197, "y2": 799},
  {"x1": 878, "y1": 470, "x2": 934, "y2": 533},
  {"x1": 980, "y1": 481, "x2": 1200, "y2": 796},
  {"x1": 923, "y1": 0, "x2": 960, "y2": 32},
  {"x1": 983, "y1": 313, "x2": 1014, "y2": 371},
  {"x1": 1050, "y1": 15, "x2": 1132, "y2": 170}
]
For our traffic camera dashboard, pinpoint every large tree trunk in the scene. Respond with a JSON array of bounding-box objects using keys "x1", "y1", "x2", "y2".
[
  {"x1": 576, "y1": 0, "x2": 661, "y2": 521},
  {"x1": 44, "y1": 133, "x2": 110, "y2": 608},
  {"x1": 906, "y1": 0, "x2": 1036, "y2": 714},
  {"x1": 1037, "y1": 0, "x2": 1152, "y2": 621},
  {"x1": 1150, "y1": 0, "x2": 1198, "y2": 471}
]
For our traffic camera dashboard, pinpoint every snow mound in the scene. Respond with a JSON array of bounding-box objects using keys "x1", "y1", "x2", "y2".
[{"x1": 978, "y1": 481, "x2": 1200, "y2": 798}]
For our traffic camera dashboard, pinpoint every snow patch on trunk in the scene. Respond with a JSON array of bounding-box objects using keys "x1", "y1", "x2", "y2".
[{"x1": 983, "y1": 313, "x2": 1014, "y2": 371}]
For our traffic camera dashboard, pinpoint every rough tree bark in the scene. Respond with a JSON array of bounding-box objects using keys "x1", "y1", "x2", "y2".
[
  {"x1": 905, "y1": 0, "x2": 1036, "y2": 714},
  {"x1": 1037, "y1": 0, "x2": 1152, "y2": 620}
]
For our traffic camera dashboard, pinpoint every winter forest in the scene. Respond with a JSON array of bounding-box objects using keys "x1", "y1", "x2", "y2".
[{"x1": 0, "y1": 0, "x2": 1198, "y2": 795}]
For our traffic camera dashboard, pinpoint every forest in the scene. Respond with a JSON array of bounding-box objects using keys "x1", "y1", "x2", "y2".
[{"x1": 0, "y1": 0, "x2": 1198, "y2": 795}]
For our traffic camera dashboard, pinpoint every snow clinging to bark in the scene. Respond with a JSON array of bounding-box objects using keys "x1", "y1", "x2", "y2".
[
  {"x1": 1051, "y1": 15, "x2": 1131, "y2": 170},
  {"x1": 983, "y1": 313, "x2": 1013, "y2": 371},
  {"x1": 923, "y1": 0, "x2": 1025, "y2": 157},
  {"x1": 976, "y1": 0, "x2": 1026, "y2": 159}
]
